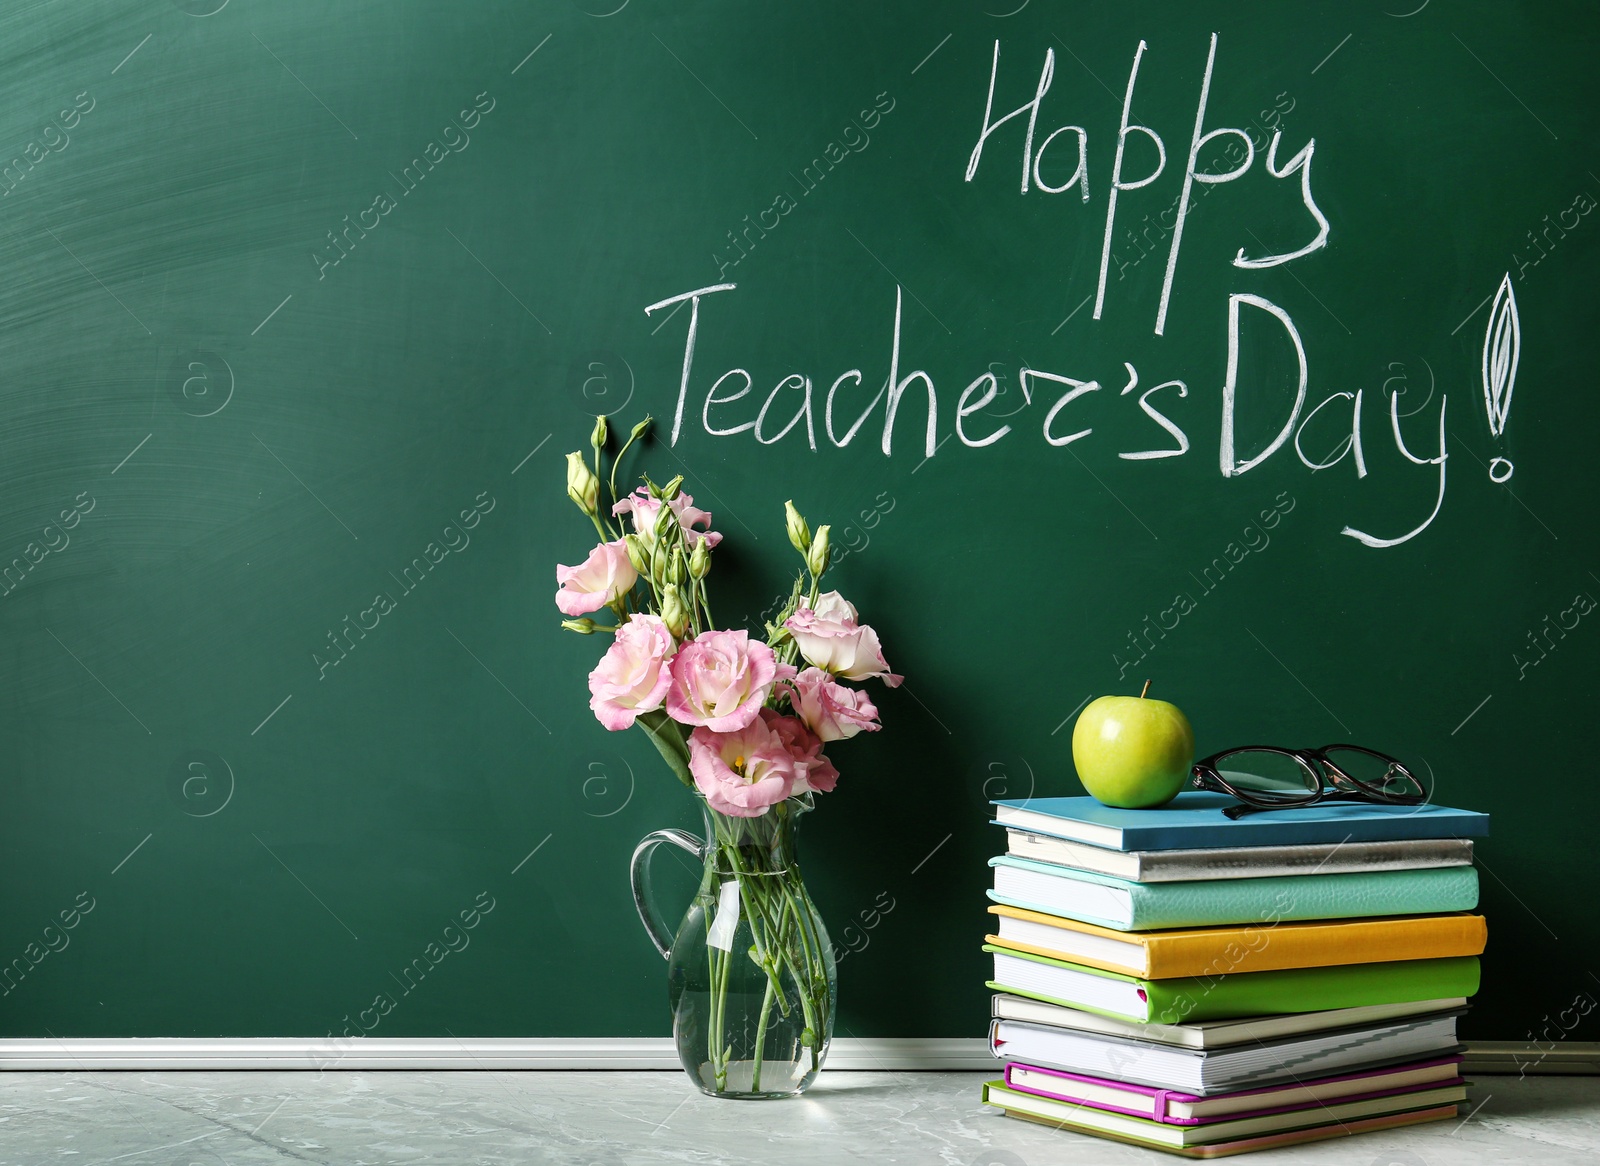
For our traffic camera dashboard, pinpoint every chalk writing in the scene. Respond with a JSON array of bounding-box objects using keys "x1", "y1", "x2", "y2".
[
  {"x1": 641, "y1": 34, "x2": 1486, "y2": 550},
  {"x1": 1481, "y1": 273, "x2": 1520, "y2": 483},
  {"x1": 965, "y1": 37, "x2": 1325, "y2": 334},
  {"x1": 1108, "y1": 92, "x2": 1296, "y2": 282},
  {"x1": 647, "y1": 280, "x2": 1446, "y2": 547}
]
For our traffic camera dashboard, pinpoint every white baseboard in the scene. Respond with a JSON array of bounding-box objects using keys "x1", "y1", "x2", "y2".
[
  {"x1": 1, "y1": 1038, "x2": 1593, "y2": 1074},
  {"x1": 0, "y1": 1037, "x2": 996, "y2": 1072},
  {"x1": 1460, "y1": 1042, "x2": 1600, "y2": 1076}
]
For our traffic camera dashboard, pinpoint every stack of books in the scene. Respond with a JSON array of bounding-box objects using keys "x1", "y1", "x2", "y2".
[{"x1": 980, "y1": 791, "x2": 1490, "y2": 1157}]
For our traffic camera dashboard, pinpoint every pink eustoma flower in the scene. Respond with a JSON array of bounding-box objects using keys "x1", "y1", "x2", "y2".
[
  {"x1": 587, "y1": 614, "x2": 677, "y2": 731},
  {"x1": 788, "y1": 667, "x2": 880, "y2": 742},
  {"x1": 555, "y1": 539, "x2": 637, "y2": 617},
  {"x1": 613, "y1": 487, "x2": 722, "y2": 548},
  {"x1": 666, "y1": 629, "x2": 789, "y2": 732},
  {"x1": 784, "y1": 592, "x2": 902, "y2": 686},
  {"x1": 765, "y1": 708, "x2": 840, "y2": 795},
  {"x1": 688, "y1": 716, "x2": 797, "y2": 817}
]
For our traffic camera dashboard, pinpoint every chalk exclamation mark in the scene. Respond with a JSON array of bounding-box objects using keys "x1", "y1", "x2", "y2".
[{"x1": 1481, "y1": 272, "x2": 1520, "y2": 483}]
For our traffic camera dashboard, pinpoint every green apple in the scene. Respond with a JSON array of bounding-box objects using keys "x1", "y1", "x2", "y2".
[{"x1": 1072, "y1": 687, "x2": 1195, "y2": 809}]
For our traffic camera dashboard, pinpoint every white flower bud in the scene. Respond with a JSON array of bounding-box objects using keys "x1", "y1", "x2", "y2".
[
  {"x1": 689, "y1": 537, "x2": 711, "y2": 580},
  {"x1": 784, "y1": 500, "x2": 811, "y2": 557},
  {"x1": 565, "y1": 451, "x2": 599, "y2": 517},
  {"x1": 806, "y1": 525, "x2": 831, "y2": 578},
  {"x1": 661, "y1": 589, "x2": 690, "y2": 638},
  {"x1": 622, "y1": 534, "x2": 650, "y2": 575}
]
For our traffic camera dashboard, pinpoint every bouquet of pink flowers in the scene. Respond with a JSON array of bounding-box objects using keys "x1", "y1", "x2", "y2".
[
  {"x1": 557, "y1": 414, "x2": 900, "y2": 817},
  {"x1": 556, "y1": 414, "x2": 899, "y2": 1098}
]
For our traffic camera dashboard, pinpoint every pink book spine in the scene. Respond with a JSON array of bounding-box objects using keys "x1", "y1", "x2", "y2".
[
  {"x1": 1002, "y1": 1056, "x2": 1465, "y2": 1126},
  {"x1": 1002, "y1": 1062, "x2": 1171, "y2": 1123}
]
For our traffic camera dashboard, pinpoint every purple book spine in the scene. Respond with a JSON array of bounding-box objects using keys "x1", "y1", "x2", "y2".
[{"x1": 1001, "y1": 1056, "x2": 1465, "y2": 1126}]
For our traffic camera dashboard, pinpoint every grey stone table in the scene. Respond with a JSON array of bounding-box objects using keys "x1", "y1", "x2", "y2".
[{"x1": 0, "y1": 1071, "x2": 1595, "y2": 1165}]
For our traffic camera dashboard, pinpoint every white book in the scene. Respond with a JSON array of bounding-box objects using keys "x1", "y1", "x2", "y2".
[
  {"x1": 991, "y1": 861, "x2": 1138, "y2": 927},
  {"x1": 989, "y1": 1011, "x2": 1463, "y2": 1095},
  {"x1": 990, "y1": 993, "x2": 1469, "y2": 1050},
  {"x1": 991, "y1": 949, "x2": 1151, "y2": 1020},
  {"x1": 1004, "y1": 829, "x2": 1474, "y2": 883},
  {"x1": 1005, "y1": 1056, "x2": 1464, "y2": 1122}
]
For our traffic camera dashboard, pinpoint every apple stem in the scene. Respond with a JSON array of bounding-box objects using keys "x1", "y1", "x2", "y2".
[{"x1": 1140, "y1": 679, "x2": 1151, "y2": 699}]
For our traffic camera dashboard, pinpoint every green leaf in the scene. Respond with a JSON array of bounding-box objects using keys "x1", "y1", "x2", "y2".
[{"x1": 634, "y1": 708, "x2": 694, "y2": 788}]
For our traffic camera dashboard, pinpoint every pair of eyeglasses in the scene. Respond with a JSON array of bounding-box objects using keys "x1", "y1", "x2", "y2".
[{"x1": 1190, "y1": 745, "x2": 1427, "y2": 820}]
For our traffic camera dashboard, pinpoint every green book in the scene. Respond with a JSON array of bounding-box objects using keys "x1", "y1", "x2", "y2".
[{"x1": 985, "y1": 944, "x2": 1480, "y2": 1024}]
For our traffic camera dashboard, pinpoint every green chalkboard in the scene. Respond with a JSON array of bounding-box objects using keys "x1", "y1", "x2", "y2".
[{"x1": 1, "y1": 0, "x2": 1596, "y2": 1043}]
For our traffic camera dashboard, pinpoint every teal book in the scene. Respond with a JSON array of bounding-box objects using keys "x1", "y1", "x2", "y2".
[
  {"x1": 992, "y1": 792, "x2": 1489, "y2": 852},
  {"x1": 988, "y1": 857, "x2": 1480, "y2": 931}
]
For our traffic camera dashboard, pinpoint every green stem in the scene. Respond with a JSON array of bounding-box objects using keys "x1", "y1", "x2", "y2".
[
  {"x1": 709, "y1": 913, "x2": 732, "y2": 1091},
  {"x1": 705, "y1": 916, "x2": 719, "y2": 1083},
  {"x1": 775, "y1": 887, "x2": 824, "y2": 1067},
  {"x1": 802, "y1": 915, "x2": 830, "y2": 1068},
  {"x1": 698, "y1": 803, "x2": 833, "y2": 1092},
  {"x1": 709, "y1": 831, "x2": 786, "y2": 1094},
  {"x1": 761, "y1": 849, "x2": 828, "y2": 1068},
  {"x1": 721, "y1": 836, "x2": 823, "y2": 1072},
  {"x1": 589, "y1": 442, "x2": 619, "y2": 544},
  {"x1": 740, "y1": 903, "x2": 793, "y2": 1091},
  {"x1": 608, "y1": 422, "x2": 647, "y2": 510},
  {"x1": 719, "y1": 967, "x2": 733, "y2": 1086},
  {"x1": 696, "y1": 574, "x2": 716, "y2": 632},
  {"x1": 751, "y1": 972, "x2": 775, "y2": 1092},
  {"x1": 711, "y1": 831, "x2": 789, "y2": 1015},
  {"x1": 744, "y1": 875, "x2": 793, "y2": 1019}
]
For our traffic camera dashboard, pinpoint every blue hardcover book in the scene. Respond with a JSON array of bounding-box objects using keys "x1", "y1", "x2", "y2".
[
  {"x1": 988, "y1": 856, "x2": 1482, "y2": 931},
  {"x1": 991, "y1": 792, "x2": 1489, "y2": 853}
]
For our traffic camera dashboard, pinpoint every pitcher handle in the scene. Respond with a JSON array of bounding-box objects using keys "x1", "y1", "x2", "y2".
[{"x1": 629, "y1": 828, "x2": 704, "y2": 960}]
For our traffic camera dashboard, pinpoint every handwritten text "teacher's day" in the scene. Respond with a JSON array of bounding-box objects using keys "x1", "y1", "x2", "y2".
[{"x1": 644, "y1": 36, "x2": 1465, "y2": 550}]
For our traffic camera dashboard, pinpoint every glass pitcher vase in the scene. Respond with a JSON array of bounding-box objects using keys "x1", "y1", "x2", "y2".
[{"x1": 630, "y1": 793, "x2": 837, "y2": 1099}]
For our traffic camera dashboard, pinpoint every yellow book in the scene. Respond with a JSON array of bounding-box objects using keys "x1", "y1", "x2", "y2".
[{"x1": 986, "y1": 905, "x2": 1487, "y2": 980}]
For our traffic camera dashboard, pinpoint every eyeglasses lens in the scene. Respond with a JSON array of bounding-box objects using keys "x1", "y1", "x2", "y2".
[
  {"x1": 1322, "y1": 747, "x2": 1424, "y2": 800},
  {"x1": 1213, "y1": 749, "x2": 1320, "y2": 804}
]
